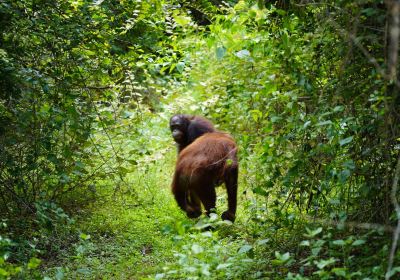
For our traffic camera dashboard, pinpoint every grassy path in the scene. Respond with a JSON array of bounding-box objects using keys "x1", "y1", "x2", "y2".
[{"x1": 46, "y1": 151, "x2": 183, "y2": 278}]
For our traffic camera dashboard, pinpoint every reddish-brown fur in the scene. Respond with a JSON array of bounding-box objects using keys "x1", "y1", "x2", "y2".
[{"x1": 171, "y1": 132, "x2": 238, "y2": 222}]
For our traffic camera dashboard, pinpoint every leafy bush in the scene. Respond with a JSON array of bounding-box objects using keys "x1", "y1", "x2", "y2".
[
  {"x1": 175, "y1": 0, "x2": 397, "y2": 224},
  {"x1": 163, "y1": 1, "x2": 400, "y2": 277},
  {"x1": 157, "y1": 215, "x2": 261, "y2": 280}
]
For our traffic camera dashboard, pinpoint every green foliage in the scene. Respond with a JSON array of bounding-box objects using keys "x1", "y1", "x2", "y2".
[
  {"x1": 156, "y1": 214, "x2": 263, "y2": 280},
  {"x1": 0, "y1": 0, "x2": 199, "y2": 275},
  {"x1": 175, "y1": 0, "x2": 397, "y2": 221},
  {"x1": 1, "y1": 0, "x2": 400, "y2": 279},
  {"x1": 0, "y1": 0, "x2": 178, "y2": 214},
  {"x1": 0, "y1": 222, "x2": 42, "y2": 279},
  {"x1": 283, "y1": 226, "x2": 390, "y2": 279},
  {"x1": 163, "y1": 0, "x2": 400, "y2": 278}
]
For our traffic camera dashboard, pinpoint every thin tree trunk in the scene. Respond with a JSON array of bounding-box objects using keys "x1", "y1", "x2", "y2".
[{"x1": 385, "y1": 1, "x2": 400, "y2": 278}]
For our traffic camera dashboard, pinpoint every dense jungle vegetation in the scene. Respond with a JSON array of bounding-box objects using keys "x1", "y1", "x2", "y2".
[{"x1": 1, "y1": 0, "x2": 400, "y2": 279}]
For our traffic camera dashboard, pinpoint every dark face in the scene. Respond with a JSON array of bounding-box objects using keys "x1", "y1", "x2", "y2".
[{"x1": 170, "y1": 115, "x2": 188, "y2": 144}]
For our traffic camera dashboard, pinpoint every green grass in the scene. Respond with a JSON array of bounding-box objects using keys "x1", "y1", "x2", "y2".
[{"x1": 43, "y1": 151, "x2": 180, "y2": 279}]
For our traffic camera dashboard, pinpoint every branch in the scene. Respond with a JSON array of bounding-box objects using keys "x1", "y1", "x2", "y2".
[
  {"x1": 386, "y1": 154, "x2": 400, "y2": 279},
  {"x1": 326, "y1": 15, "x2": 400, "y2": 88},
  {"x1": 387, "y1": 0, "x2": 400, "y2": 80}
]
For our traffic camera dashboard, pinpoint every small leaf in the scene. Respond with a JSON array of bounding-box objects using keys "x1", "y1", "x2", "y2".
[
  {"x1": 280, "y1": 252, "x2": 290, "y2": 261},
  {"x1": 332, "y1": 239, "x2": 345, "y2": 246},
  {"x1": 198, "y1": 230, "x2": 211, "y2": 238},
  {"x1": 191, "y1": 244, "x2": 204, "y2": 254},
  {"x1": 174, "y1": 15, "x2": 191, "y2": 26},
  {"x1": 273, "y1": 251, "x2": 291, "y2": 265},
  {"x1": 339, "y1": 136, "x2": 353, "y2": 146},
  {"x1": 216, "y1": 263, "x2": 231, "y2": 270},
  {"x1": 303, "y1": 120, "x2": 311, "y2": 129},
  {"x1": 201, "y1": 266, "x2": 210, "y2": 276},
  {"x1": 362, "y1": 8, "x2": 378, "y2": 16},
  {"x1": 300, "y1": 240, "x2": 310, "y2": 246},
  {"x1": 333, "y1": 105, "x2": 344, "y2": 112},
  {"x1": 235, "y1": 49, "x2": 250, "y2": 59},
  {"x1": 27, "y1": 257, "x2": 41, "y2": 269},
  {"x1": 332, "y1": 267, "x2": 347, "y2": 277},
  {"x1": 257, "y1": 239, "x2": 270, "y2": 245},
  {"x1": 271, "y1": 116, "x2": 282, "y2": 123},
  {"x1": 315, "y1": 258, "x2": 336, "y2": 269},
  {"x1": 316, "y1": 120, "x2": 332, "y2": 126},
  {"x1": 77, "y1": 268, "x2": 91, "y2": 275},
  {"x1": 305, "y1": 227, "x2": 322, "y2": 238},
  {"x1": 253, "y1": 186, "x2": 268, "y2": 196},
  {"x1": 0, "y1": 268, "x2": 9, "y2": 276},
  {"x1": 55, "y1": 268, "x2": 64, "y2": 280},
  {"x1": 238, "y1": 244, "x2": 253, "y2": 254},
  {"x1": 176, "y1": 62, "x2": 185, "y2": 73},
  {"x1": 79, "y1": 233, "x2": 91, "y2": 240},
  {"x1": 249, "y1": 109, "x2": 262, "y2": 121},
  {"x1": 216, "y1": 46, "x2": 226, "y2": 60},
  {"x1": 352, "y1": 239, "x2": 366, "y2": 246}
]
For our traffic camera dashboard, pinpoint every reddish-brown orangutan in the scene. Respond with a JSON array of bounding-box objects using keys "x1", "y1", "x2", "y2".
[{"x1": 169, "y1": 115, "x2": 238, "y2": 222}]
